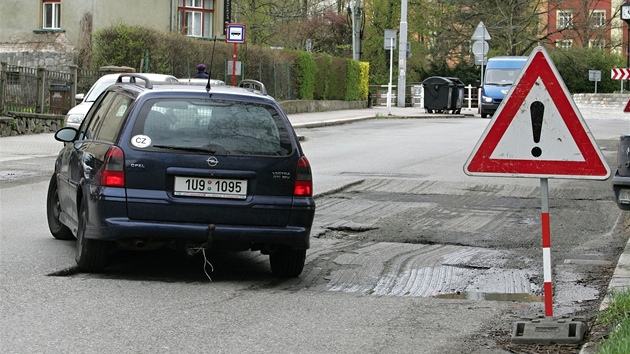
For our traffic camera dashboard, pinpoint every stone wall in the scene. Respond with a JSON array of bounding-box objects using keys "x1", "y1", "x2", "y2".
[
  {"x1": 0, "y1": 32, "x2": 77, "y2": 72},
  {"x1": 279, "y1": 100, "x2": 367, "y2": 114},
  {"x1": 572, "y1": 93, "x2": 630, "y2": 109},
  {"x1": 0, "y1": 112, "x2": 64, "y2": 137}
]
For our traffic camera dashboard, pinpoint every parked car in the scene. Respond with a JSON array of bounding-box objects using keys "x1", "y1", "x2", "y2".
[
  {"x1": 47, "y1": 74, "x2": 315, "y2": 277},
  {"x1": 613, "y1": 135, "x2": 630, "y2": 210},
  {"x1": 65, "y1": 73, "x2": 178, "y2": 128}
]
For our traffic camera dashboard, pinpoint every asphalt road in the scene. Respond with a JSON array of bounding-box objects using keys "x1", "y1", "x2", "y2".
[{"x1": 1, "y1": 105, "x2": 629, "y2": 353}]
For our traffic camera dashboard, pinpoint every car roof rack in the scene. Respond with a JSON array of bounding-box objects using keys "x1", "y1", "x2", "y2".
[
  {"x1": 116, "y1": 73, "x2": 154, "y2": 89},
  {"x1": 238, "y1": 79, "x2": 267, "y2": 95}
]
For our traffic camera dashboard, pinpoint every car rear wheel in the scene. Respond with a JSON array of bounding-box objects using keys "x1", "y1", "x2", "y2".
[
  {"x1": 76, "y1": 201, "x2": 109, "y2": 272},
  {"x1": 269, "y1": 248, "x2": 306, "y2": 278},
  {"x1": 46, "y1": 174, "x2": 75, "y2": 240}
]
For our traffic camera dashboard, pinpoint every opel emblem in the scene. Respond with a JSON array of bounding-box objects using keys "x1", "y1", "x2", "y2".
[{"x1": 206, "y1": 156, "x2": 219, "y2": 167}]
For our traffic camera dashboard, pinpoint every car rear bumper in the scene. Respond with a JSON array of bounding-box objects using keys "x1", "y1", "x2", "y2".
[
  {"x1": 83, "y1": 183, "x2": 314, "y2": 250},
  {"x1": 85, "y1": 217, "x2": 311, "y2": 250}
]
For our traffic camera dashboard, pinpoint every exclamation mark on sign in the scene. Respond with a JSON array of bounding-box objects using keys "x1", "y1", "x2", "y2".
[{"x1": 530, "y1": 101, "x2": 544, "y2": 158}]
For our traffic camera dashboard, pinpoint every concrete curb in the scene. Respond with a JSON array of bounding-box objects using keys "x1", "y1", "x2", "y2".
[{"x1": 291, "y1": 112, "x2": 476, "y2": 129}]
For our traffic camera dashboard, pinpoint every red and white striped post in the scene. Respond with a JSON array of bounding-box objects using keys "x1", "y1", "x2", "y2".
[{"x1": 540, "y1": 178, "x2": 553, "y2": 318}]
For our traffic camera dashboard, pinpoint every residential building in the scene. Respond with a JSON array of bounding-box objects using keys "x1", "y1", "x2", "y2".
[
  {"x1": 545, "y1": 0, "x2": 622, "y2": 52},
  {"x1": 0, "y1": 0, "x2": 228, "y2": 71}
]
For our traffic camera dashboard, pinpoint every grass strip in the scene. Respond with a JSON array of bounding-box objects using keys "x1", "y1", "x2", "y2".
[{"x1": 597, "y1": 288, "x2": 630, "y2": 353}]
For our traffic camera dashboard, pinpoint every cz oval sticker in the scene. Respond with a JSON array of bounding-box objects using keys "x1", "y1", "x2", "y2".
[{"x1": 131, "y1": 135, "x2": 151, "y2": 148}]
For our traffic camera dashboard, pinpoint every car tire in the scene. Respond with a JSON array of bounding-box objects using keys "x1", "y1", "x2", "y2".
[
  {"x1": 76, "y1": 200, "x2": 109, "y2": 272},
  {"x1": 269, "y1": 248, "x2": 306, "y2": 278},
  {"x1": 481, "y1": 112, "x2": 488, "y2": 118},
  {"x1": 46, "y1": 174, "x2": 75, "y2": 240}
]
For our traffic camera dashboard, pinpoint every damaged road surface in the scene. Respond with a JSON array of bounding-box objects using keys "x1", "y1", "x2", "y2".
[
  {"x1": 296, "y1": 117, "x2": 628, "y2": 352},
  {"x1": 310, "y1": 177, "x2": 618, "y2": 311},
  {"x1": 2, "y1": 116, "x2": 628, "y2": 353}
]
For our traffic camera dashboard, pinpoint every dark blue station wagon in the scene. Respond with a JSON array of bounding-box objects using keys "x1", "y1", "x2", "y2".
[{"x1": 46, "y1": 74, "x2": 315, "y2": 277}]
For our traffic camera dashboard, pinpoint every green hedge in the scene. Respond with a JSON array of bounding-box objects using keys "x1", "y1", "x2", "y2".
[
  {"x1": 293, "y1": 51, "x2": 316, "y2": 100},
  {"x1": 313, "y1": 54, "x2": 333, "y2": 100},
  {"x1": 92, "y1": 24, "x2": 368, "y2": 101}
]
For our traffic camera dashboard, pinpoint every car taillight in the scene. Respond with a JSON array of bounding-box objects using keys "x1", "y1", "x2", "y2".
[
  {"x1": 294, "y1": 156, "x2": 312, "y2": 196},
  {"x1": 101, "y1": 146, "x2": 125, "y2": 187}
]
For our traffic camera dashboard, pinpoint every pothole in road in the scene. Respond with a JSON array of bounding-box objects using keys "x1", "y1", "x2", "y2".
[
  {"x1": 0, "y1": 170, "x2": 40, "y2": 181},
  {"x1": 327, "y1": 226, "x2": 378, "y2": 232}
]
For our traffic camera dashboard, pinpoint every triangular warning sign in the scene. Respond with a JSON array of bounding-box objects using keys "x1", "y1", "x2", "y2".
[
  {"x1": 464, "y1": 47, "x2": 610, "y2": 180},
  {"x1": 624, "y1": 98, "x2": 630, "y2": 113}
]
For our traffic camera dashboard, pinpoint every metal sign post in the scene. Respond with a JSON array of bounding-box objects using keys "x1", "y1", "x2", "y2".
[
  {"x1": 226, "y1": 23, "x2": 246, "y2": 86},
  {"x1": 589, "y1": 70, "x2": 601, "y2": 93},
  {"x1": 471, "y1": 22, "x2": 491, "y2": 86},
  {"x1": 384, "y1": 30, "x2": 397, "y2": 116},
  {"x1": 539, "y1": 178, "x2": 552, "y2": 318}
]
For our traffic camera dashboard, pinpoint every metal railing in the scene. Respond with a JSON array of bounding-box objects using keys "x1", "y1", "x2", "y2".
[
  {"x1": 369, "y1": 83, "x2": 479, "y2": 109},
  {"x1": 0, "y1": 60, "x2": 298, "y2": 115}
]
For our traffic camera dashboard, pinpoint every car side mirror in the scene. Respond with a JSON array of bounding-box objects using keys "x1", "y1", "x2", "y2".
[{"x1": 55, "y1": 127, "x2": 79, "y2": 142}]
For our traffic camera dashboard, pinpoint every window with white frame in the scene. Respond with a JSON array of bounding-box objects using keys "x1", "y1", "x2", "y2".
[
  {"x1": 591, "y1": 10, "x2": 605, "y2": 28},
  {"x1": 178, "y1": 0, "x2": 214, "y2": 38},
  {"x1": 556, "y1": 39, "x2": 573, "y2": 49},
  {"x1": 43, "y1": 0, "x2": 61, "y2": 29},
  {"x1": 557, "y1": 10, "x2": 573, "y2": 29}
]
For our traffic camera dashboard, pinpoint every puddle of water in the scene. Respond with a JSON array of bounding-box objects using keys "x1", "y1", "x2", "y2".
[{"x1": 434, "y1": 292, "x2": 543, "y2": 302}]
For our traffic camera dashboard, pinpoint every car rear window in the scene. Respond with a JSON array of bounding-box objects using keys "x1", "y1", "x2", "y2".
[{"x1": 130, "y1": 99, "x2": 293, "y2": 156}]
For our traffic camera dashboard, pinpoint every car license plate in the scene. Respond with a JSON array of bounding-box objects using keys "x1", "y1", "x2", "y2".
[
  {"x1": 619, "y1": 188, "x2": 630, "y2": 204},
  {"x1": 174, "y1": 176, "x2": 247, "y2": 199}
]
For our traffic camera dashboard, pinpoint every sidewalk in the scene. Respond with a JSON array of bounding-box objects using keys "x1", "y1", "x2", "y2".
[{"x1": 288, "y1": 105, "x2": 477, "y2": 128}]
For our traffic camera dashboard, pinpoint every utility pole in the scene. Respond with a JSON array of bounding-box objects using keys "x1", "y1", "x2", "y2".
[
  {"x1": 397, "y1": 0, "x2": 408, "y2": 107},
  {"x1": 350, "y1": 0, "x2": 362, "y2": 61}
]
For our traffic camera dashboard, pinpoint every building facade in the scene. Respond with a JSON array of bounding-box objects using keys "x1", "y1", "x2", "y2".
[
  {"x1": 545, "y1": 0, "x2": 615, "y2": 50},
  {"x1": 0, "y1": 0, "x2": 228, "y2": 71}
]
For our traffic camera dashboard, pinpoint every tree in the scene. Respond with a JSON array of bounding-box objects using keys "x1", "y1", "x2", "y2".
[
  {"x1": 456, "y1": 0, "x2": 548, "y2": 56},
  {"x1": 232, "y1": 0, "x2": 349, "y2": 46},
  {"x1": 549, "y1": 46, "x2": 624, "y2": 93},
  {"x1": 271, "y1": 12, "x2": 353, "y2": 56},
  {"x1": 361, "y1": 0, "x2": 418, "y2": 83}
]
